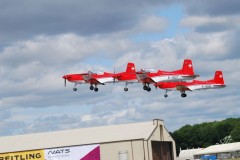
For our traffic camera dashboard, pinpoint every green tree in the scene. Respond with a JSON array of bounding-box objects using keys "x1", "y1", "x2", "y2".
[
  {"x1": 171, "y1": 117, "x2": 240, "y2": 156},
  {"x1": 231, "y1": 125, "x2": 240, "y2": 141}
]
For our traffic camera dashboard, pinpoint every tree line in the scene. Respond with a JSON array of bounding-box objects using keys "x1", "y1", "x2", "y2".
[{"x1": 170, "y1": 118, "x2": 240, "y2": 155}]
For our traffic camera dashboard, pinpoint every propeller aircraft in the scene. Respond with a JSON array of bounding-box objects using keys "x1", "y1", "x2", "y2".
[
  {"x1": 136, "y1": 59, "x2": 199, "y2": 92},
  {"x1": 155, "y1": 71, "x2": 226, "y2": 98},
  {"x1": 62, "y1": 70, "x2": 115, "y2": 92}
]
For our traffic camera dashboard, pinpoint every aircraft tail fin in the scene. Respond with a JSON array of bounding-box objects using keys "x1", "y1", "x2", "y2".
[
  {"x1": 213, "y1": 71, "x2": 224, "y2": 84},
  {"x1": 126, "y1": 62, "x2": 136, "y2": 73},
  {"x1": 182, "y1": 59, "x2": 194, "y2": 75}
]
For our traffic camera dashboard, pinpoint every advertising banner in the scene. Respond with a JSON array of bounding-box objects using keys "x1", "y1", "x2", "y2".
[
  {"x1": 0, "y1": 150, "x2": 44, "y2": 160},
  {"x1": 44, "y1": 144, "x2": 100, "y2": 160}
]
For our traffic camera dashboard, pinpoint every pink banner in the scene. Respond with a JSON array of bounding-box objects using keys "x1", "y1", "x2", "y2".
[{"x1": 80, "y1": 146, "x2": 100, "y2": 160}]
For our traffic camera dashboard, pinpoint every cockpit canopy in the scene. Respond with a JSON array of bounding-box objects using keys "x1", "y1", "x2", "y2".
[
  {"x1": 140, "y1": 68, "x2": 157, "y2": 73},
  {"x1": 88, "y1": 70, "x2": 104, "y2": 75}
]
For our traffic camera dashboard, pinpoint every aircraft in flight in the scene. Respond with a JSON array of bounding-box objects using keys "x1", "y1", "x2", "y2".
[
  {"x1": 114, "y1": 62, "x2": 138, "y2": 91},
  {"x1": 63, "y1": 70, "x2": 115, "y2": 92},
  {"x1": 136, "y1": 59, "x2": 199, "y2": 92},
  {"x1": 155, "y1": 71, "x2": 226, "y2": 98}
]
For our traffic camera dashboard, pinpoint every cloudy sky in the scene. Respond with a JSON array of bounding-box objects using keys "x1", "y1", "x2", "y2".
[{"x1": 0, "y1": 0, "x2": 239, "y2": 136}]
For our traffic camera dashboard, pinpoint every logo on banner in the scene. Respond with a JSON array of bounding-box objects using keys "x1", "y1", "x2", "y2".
[
  {"x1": 44, "y1": 144, "x2": 100, "y2": 160},
  {"x1": 47, "y1": 149, "x2": 70, "y2": 155},
  {"x1": 46, "y1": 148, "x2": 71, "y2": 159},
  {"x1": 0, "y1": 150, "x2": 44, "y2": 160}
]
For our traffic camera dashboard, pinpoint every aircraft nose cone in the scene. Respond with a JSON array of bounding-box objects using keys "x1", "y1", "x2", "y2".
[{"x1": 63, "y1": 75, "x2": 70, "y2": 79}]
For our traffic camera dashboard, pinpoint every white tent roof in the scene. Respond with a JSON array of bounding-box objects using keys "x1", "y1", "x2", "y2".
[
  {"x1": 194, "y1": 142, "x2": 240, "y2": 155},
  {"x1": 179, "y1": 148, "x2": 203, "y2": 157},
  {"x1": 0, "y1": 120, "x2": 163, "y2": 153}
]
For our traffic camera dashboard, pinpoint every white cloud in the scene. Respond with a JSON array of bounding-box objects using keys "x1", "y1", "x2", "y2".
[
  {"x1": 135, "y1": 15, "x2": 168, "y2": 33},
  {"x1": 181, "y1": 15, "x2": 240, "y2": 33},
  {"x1": 181, "y1": 16, "x2": 228, "y2": 28}
]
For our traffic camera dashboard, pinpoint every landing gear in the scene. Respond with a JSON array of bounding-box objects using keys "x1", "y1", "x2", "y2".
[
  {"x1": 143, "y1": 84, "x2": 151, "y2": 92},
  {"x1": 124, "y1": 83, "x2": 129, "y2": 92},
  {"x1": 143, "y1": 85, "x2": 148, "y2": 90},
  {"x1": 147, "y1": 87, "x2": 151, "y2": 92},
  {"x1": 73, "y1": 84, "x2": 77, "y2": 91},
  {"x1": 90, "y1": 85, "x2": 94, "y2": 90},
  {"x1": 89, "y1": 84, "x2": 99, "y2": 92},
  {"x1": 94, "y1": 87, "x2": 99, "y2": 92},
  {"x1": 181, "y1": 93, "x2": 187, "y2": 98},
  {"x1": 164, "y1": 90, "x2": 168, "y2": 98}
]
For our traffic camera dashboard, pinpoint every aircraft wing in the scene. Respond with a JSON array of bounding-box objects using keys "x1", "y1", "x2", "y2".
[
  {"x1": 181, "y1": 85, "x2": 204, "y2": 91},
  {"x1": 81, "y1": 74, "x2": 93, "y2": 82},
  {"x1": 96, "y1": 77, "x2": 114, "y2": 84},
  {"x1": 136, "y1": 73, "x2": 156, "y2": 83},
  {"x1": 176, "y1": 85, "x2": 192, "y2": 92},
  {"x1": 136, "y1": 72, "x2": 148, "y2": 80},
  {"x1": 81, "y1": 74, "x2": 100, "y2": 84},
  {"x1": 81, "y1": 74, "x2": 114, "y2": 84},
  {"x1": 181, "y1": 75, "x2": 200, "y2": 79}
]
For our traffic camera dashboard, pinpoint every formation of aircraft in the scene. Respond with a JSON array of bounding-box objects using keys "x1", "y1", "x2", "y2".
[{"x1": 62, "y1": 59, "x2": 226, "y2": 97}]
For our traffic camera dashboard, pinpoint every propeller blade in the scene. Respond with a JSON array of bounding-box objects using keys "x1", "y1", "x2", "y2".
[
  {"x1": 113, "y1": 67, "x2": 116, "y2": 83},
  {"x1": 63, "y1": 75, "x2": 67, "y2": 87}
]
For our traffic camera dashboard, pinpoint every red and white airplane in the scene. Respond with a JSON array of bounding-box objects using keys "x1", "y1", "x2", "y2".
[
  {"x1": 136, "y1": 59, "x2": 199, "y2": 92},
  {"x1": 114, "y1": 62, "x2": 138, "y2": 91},
  {"x1": 155, "y1": 71, "x2": 226, "y2": 98},
  {"x1": 63, "y1": 70, "x2": 115, "y2": 92}
]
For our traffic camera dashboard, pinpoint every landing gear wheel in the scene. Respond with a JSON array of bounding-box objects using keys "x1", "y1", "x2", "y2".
[
  {"x1": 73, "y1": 88, "x2": 77, "y2": 91},
  {"x1": 94, "y1": 88, "x2": 99, "y2": 92},
  {"x1": 147, "y1": 87, "x2": 151, "y2": 92},
  {"x1": 164, "y1": 94, "x2": 168, "y2": 98},
  {"x1": 181, "y1": 93, "x2": 187, "y2": 97},
  {"x1": 124, "y1": 88, "x2": 128, "y2": 92},
  {"x1": 90, "y1": 86, "x2": 94, "y2": 90},
  {"x1": 143, "y1": 85, "x2": 148, "y2": 90}
]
